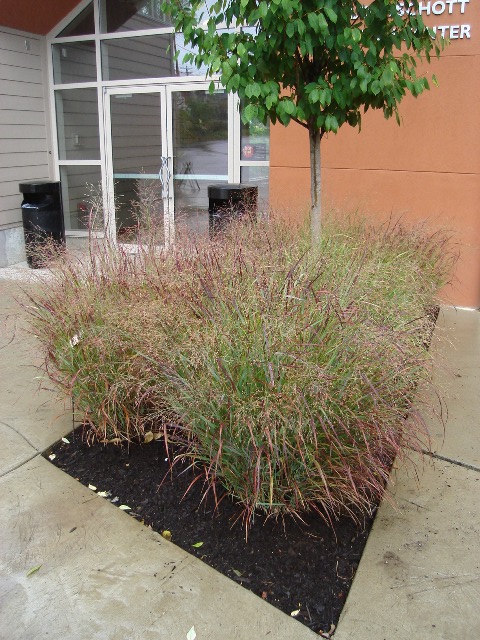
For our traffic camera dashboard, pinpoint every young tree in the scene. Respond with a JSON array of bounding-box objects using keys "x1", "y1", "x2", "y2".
[{"x1": 162, "y1": 1, "x2": 443, "y2": 238}]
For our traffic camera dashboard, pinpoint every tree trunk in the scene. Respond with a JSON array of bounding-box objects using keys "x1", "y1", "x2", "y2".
[{"x1": 309, "y1": 128, "x2": 322, "y2": 242}]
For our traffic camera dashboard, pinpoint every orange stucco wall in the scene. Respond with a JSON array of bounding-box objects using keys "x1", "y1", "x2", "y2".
[{"x1": 270, "y1": 2, "x2": 480, "y2": 308}]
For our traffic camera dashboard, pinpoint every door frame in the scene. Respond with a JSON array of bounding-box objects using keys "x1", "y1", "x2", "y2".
[{"x1": 104, "y1": 80, "x2": 240, "y2": 245}]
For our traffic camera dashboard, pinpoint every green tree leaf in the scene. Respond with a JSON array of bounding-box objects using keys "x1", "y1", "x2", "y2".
[
  {"x1": 324, "y1": 7, "x2": 337, "y2": 24},
  {"x1": 245, "y1": 83, "x2": 261, "y2": 98},
  {"x1": 317, "y1": 13, "x2": 329, "y2": 33},
  {"x1": 307, "y1": 13, "x2": 318, "y2": 31},
  {"x1": 243, "y1": 103, "x2": 258, "y2": 122},
  {"x1": 352, "y1": 28, "x2": 362, "y2": 43}
]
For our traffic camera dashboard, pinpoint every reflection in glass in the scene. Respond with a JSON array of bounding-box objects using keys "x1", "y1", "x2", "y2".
[
  {"x1": 173, "y1": 34, "x2": 209, "y2": 77},
  {"x1": 100, "y1": 0, "x2": 172, "y2": 32},
  {"x1": 58, "y1": 2, "x2": 95, "y2": 37},
  {"x1": 241, "y1": 113, "x2": 270, "y2": 161},
  {"x1": 241, "y1": 166, "x2": 269, "y2": 205},
  {"x1": 55, "y1": 89, "x2": 100, "y2": 161},
  {"x1": 100, "y1": 0, "x2": 234, "y2": 32},
  {"x1": 52, "y1": 41, "x2": 97, "y2": 84},
  {"x1": 60, "y1": 166, "x2": 102, "y2": 231},
  {"x1": 173, "y1": 31, "x2": 231, "y2": 77},
  {"x1": 172, "y1": 90, "x2": 228, "y2": 235},
  {"x1": 110, "y1": 93, "x2": 164, "y2": 240},
  {"x1": 114, "y1": 178, "x2": 165, "y2": 243},
  {"x1": 103, "y1": 31, "x2": 233, "y2": 80},
  {"x1": 101, "y1": 35, "x2": 174, "y2": 81}
]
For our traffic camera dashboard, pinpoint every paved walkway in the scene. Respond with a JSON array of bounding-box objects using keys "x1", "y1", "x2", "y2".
[
  {"x1": 335, "y1": 306, "x2": 480, "y2": 639},
  {"x1": 0, "y1": 275, "x2": 479, "y2": 639}
]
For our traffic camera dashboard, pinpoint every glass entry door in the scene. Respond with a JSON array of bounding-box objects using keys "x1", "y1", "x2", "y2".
[
  {"x1": 107, "y1": 88, "x2": 169, "y2": 244},
  {"x1": 105, "y1": 82, "x2": 232, "y2": 244}
]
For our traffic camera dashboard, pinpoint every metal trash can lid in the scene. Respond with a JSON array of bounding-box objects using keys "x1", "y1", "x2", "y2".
[
  {"x1": 19, "y1": 181, "x2": 60, "y2": 194},
  {"x1": 208, "y1": 183, "x2": 254, "y2": 200}
]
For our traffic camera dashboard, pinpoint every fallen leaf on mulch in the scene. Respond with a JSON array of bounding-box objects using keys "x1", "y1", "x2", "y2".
[{"x1": 319, "y1": 623, "x2": 336, "y2": 638}]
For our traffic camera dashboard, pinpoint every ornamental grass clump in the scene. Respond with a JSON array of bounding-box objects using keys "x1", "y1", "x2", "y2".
[{"x1": 29, "y1": 212, "x2": 453, "y2": 527}]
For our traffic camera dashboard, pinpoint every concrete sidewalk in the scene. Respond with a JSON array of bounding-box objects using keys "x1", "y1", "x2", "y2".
[
  {"x1": 0, "y1": 277, "x2": 479, "y2": 639},
  {"x1": 335, "y1": 306, "x2": 480, "y2": 640}
]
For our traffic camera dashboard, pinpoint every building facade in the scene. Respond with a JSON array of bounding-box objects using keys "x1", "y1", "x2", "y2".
[
  {"x1": 0, "y1": 1, "x2": 478, "y2": 307},
  {"x1": 270, "y1": 1, "x2": 479, "y2": 308}
]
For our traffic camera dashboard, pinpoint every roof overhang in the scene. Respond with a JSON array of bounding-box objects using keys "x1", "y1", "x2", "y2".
[{"x1": 0, "y1": 0, "x2": 81, "y2": 36}]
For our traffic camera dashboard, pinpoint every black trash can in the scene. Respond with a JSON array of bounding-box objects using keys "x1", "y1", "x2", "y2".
[
  {"x1": 208, "y1": 183, "x2": 258, "y2": 235},
  {"x1": 19, "y1": 181, "x2": 65, "y2": 268}
]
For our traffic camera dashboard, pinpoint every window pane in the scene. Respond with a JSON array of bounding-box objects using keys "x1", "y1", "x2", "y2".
[
  {"x1": 173, "y1": 32, "x2": 231, "y2": 77},
  {"x1": 52, "y1": 42, "x2": 96, "y2": 84},
  {"x1": 110, "y1": 93, "x2": 164, "y2": 240},
  {"x1": 111, "y1": 93, "x2": 162, "y2": 174},
  {"x1": 58, "y1": 2, "x2": 95, "y2": 37},
  {"x1": 241, "y1": 115, "x2": 270, "y2": 161},
  {"x1": 59, "y1": 166, "x2": 103, "y2": 232},
  {"x1": 114, "y1": 178, "x2": 165, "y2": 243},
  {"x1": 173, "y1": 90, "x2": 229, "y2": 178},
  {"x1": 241, "y1": 166, "x2": 269, "y2": 205},
  {"x1": 101, "y1": 35, "x2": 175, "y2": 81},
  {"x1": 172, "y1": 90, "x2": 229, "y2": 236},
  {"x1": 173, "y1": 34, "x2": 208, "y2": 77},
  {"x1": 55, "y1": 89, "x2": 100, "y2": 161},
  {"x1": 100, "y1": 0, "x2": 172, "y2": 33}
]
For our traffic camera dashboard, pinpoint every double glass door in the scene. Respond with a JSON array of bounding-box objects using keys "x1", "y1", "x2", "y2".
[{"x1": 105, "y1": 82, "x2": 232, "y2": 244}]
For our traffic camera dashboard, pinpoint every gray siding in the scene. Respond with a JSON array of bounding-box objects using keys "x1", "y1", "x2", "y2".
[{"x1": 0, "y1": 28, "x2": 50, "y2": 229}]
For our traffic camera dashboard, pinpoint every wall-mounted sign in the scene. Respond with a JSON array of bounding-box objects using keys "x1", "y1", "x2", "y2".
[{"x1": 405, "y1": 0, "x2": 472, "y2": 39}]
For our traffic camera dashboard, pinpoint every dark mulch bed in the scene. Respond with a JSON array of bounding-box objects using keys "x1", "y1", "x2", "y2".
[{"x1": 47, "y1": 427, "x2": 377, "y2": 636}]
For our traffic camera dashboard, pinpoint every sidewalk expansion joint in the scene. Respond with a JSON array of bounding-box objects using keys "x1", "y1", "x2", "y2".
[
  {"x1": 0, "y1": 419, "x2": 39, "y2": 451},
  {"x1": 422, "y1": 449, "x2": 480, "y2": 474},
  {"x1": 0, "y1": 451, "x2": 41, "y2": 479}
]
